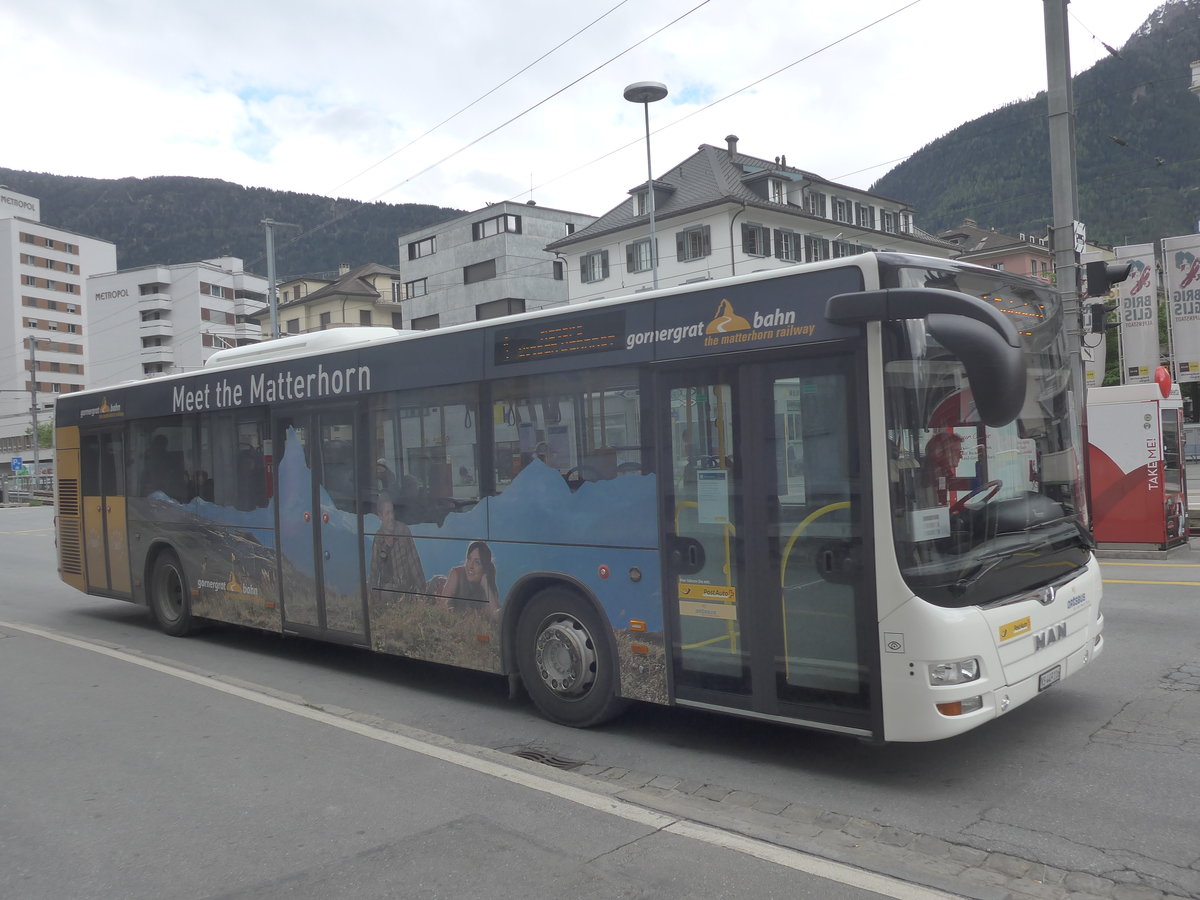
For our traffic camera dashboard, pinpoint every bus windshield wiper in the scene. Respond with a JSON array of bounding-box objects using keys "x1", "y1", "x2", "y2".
[{"x1": 949, "y1": 552, "x2": 1009, "y2": 597}]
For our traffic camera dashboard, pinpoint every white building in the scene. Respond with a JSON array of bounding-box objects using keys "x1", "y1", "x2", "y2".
[
  {"x1": 395, "y1": 200, "x2": 595, "y2": 329},
  {"x1": 546, "y1": 135, "x2": 955, "y2": 302},
  {"x1": 0, "y1": 186, "x2": 116, "y2": 460},
  {"x1": 87, "y1": 257, "x2": 266, "y2": 386}
]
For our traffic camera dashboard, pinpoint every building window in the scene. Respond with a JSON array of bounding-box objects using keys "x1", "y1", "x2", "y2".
[
  {"x1": 633, "y1": 191, "x2": 650, "y2": 217},
  {"x1": 463, "y1": 258, "x2": 498, "y2": 284},
  {"x1": 405, "y1": 278, "x2": 427, "y2": 298},
  {"x1": 391, "y1": 280, "x2": 403, "y2": 303},
  {"x1": 676, "y1": 225, "x2": 712, "y2": 262},
  {"x1": 626, "y1": 238, "x2": 653, "y2": 273},
  {"x1": 774, "y1": 229, "x2": 798, "y2": 262},
  {"x1": 804, "y1": 235, "x2": 830, "y2": 262},
  {"x1": 475, "y1": 298, "x2": 525, "y2": 320},
  {"x1": 833, "y1": 198, "x2": 851, "y2": 224},
  {"x1": 286, "y1": 318, "x2": 300, "y2": 334},
  {"x1": 741, "y1": 223, "x2": 770, "y2": 257},
  {"x1": 411, "y1": 314, "x2": 440, "y2": 330},
  {"x1": 881, "y1": 210, "x2": 897, "y2": 233},
  {"x1": 319, "y1": 311, "x2": 332, "y2": 329},
  {"x1": 472, "y1": 214, "x2": 521, "y2": 240},
  {"x1": 581, "y1": 250, "x2": 609, "y2": 284},
  {"x1": 832, "y1": 239, "x2": 862, "y2": 259},
  {"x1": 855, "y1": 204, "x2": 875, "y2": 229},
  {"x1": 408, "y1": 236, "x2": 436, "y2": 260},
  {"x1": 899, "y1": 212, "x2": 913, "y2": 234},
  {"x1": 359, "y1": 309, "x2": 373, "y2": 326},
  {"x1": 553, "y1": 260, "x2": 564, "y2": 281},
  {"x1": 992, "y1": 262, "x2": 1006, "y2": 272},
  {"x1": 767, "y1": 178, "x2": 786, "y2": 204}
]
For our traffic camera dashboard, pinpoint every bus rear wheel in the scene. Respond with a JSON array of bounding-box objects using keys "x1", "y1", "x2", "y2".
[
  {"x1": 150, "y1": 550, "x2": 194, "y2": 636},
  {"x1": 516, "y1": 587, "x2": 627, "y2": 727}
]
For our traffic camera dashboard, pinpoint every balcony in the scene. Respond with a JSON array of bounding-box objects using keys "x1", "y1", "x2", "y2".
[
  {"x1": 140, "y1": 319, "x2": 173, "y2": 339},
  {"x1": 138, "y1": 293, "x2": 171, "y2": 312},
  {"x1": 139, "y1": 346, "x2": 175, "y2": 366}
]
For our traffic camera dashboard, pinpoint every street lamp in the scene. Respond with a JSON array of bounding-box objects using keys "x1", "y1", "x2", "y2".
[{"x1": 624, "y1": 81, "x2": 668, "y2": 289}]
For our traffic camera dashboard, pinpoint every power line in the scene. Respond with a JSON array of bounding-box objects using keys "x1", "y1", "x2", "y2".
[{"x1": 328, "y1": 0, "x2": 635, "y2": 195}]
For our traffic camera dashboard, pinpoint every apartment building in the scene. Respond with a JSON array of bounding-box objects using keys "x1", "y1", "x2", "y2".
[
  {"x1": 265, "y1": 263, "x2": 405, "y2": 336},
  {"x1": 87, "y1": 257, "x2": 266, "y2": 386},
  {"x1": 0, "y1": 186, "x2": 117, "y2": 460},
  {"x1": 937, "y1": 219, "x2": 1053, "y2": 282},
  {"x1": 396, "y1": 201, "x2": 595, "y2": 329},
  {"x1": 545, "y1": 135, "x2": 954, "y2": 303}
]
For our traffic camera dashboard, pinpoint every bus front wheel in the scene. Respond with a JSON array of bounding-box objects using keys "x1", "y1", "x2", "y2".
[
  {"x1": 516, "y1": 588, "x2": 627, "y2": 727},
  {"x1": 150, "y1": 550, "x2": 194, "y2": 637}
]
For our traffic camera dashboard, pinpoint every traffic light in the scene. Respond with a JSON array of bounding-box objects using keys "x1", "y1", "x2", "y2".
[{"x1": 1085, "y1": 260, "x2": 1133, "y2": 297}]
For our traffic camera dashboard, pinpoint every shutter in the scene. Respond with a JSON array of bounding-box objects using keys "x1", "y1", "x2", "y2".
[
  {"x1": 774, "y1": 230, "x2": 783, "y2": 259},
  {"x1": 626, "y1": 244, "x2": 635, "y2": 273},
  {"x1": 600, "y1": 249, "x2": 609, "y2": 280},
  {"x1": 702, "y1": 225, "x2": 711, "y2": 257},
  {"x1": 676, "y1": 231, "x2": 686, "y2": 262},
  {"x1": 741, "y1": 223, "x2": 752, "y2": 254},
  {"x1": 761, "y1": 228, "x2": 771, "y2": 258}
]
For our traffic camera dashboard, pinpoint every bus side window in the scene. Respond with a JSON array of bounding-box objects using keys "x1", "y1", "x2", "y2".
[
  {"x1": 371, "y1": 384, "x2": 480, "y2": 525},
  {"x1": 491, "y1": 369, "x2": 645, "y2": 491}
]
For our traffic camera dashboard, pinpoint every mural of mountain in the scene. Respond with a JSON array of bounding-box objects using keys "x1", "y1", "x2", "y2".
[{"x1": 872, "y1": 0, "x2": 1200, "y2": 245}]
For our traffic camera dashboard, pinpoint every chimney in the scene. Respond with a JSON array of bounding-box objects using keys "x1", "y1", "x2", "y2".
[
  {"x1": 725, "y1": 134, "x2": 739, "y2": 156},
  {"x1": 339, "y1": 263, "x2": 350, "y2": 276}
]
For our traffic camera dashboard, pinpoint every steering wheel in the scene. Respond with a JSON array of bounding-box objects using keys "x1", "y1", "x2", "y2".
[
  {"x1": 950, "y1": 479, "x2": 1002, "y2": 514},
  {"x1": 564, "y1": 465, "x2": 601, "y2": 489}
]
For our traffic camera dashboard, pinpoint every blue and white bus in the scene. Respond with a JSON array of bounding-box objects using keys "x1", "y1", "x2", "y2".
[{"x1": 55, "y1": 252, "x2": 1103, "y2": 741}]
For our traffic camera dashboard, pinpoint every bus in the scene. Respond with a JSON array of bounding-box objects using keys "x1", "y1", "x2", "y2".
[{"x1": 54, "y1": 252, "x2": 1104, "y2": 742}]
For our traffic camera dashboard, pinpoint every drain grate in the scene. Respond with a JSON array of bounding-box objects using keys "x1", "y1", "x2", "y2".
[{"x1": 508, "y1": 747, "x2": 585, "y2": 770}]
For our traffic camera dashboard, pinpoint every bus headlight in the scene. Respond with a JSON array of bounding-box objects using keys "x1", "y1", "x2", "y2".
[{"x1": 929, "y1": 657, "x2": 980, "y2": 685}]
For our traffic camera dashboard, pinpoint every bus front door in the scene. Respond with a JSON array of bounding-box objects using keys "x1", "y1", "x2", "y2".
[
  {"x1": 275, "y1": 408, "x2": 368, "y2": 642},
  {"x1": 661, "y1": 356, "x2": 872, "y2": 734},
  {"x1": 81, "y1": 430, "x2": 131, "y2": 598}
]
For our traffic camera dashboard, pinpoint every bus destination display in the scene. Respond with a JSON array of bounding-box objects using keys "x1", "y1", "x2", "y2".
[{"x1": 494, "y1": 310, "x2": 625, "y2": 365}]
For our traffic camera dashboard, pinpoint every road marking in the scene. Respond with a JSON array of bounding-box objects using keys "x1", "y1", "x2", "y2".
[
  {"x1": 1103, "y1": 579, "x2": 1200, "y2": 586},
  {"x1": 1099, "y1": 561, "x2": 1200, "y2": 567},
  {"x1": 2, "y1": 617, "x2": 955, "y2": 900}
]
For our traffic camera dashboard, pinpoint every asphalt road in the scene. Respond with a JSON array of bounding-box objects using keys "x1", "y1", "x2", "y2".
[{"x1": 2, "y1": 504, "x2": 1199, "y2": 898}]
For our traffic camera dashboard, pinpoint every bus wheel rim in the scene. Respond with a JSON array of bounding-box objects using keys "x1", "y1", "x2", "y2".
[{"x1": 534, "y1": 616, "x2": 596, "y2": 697}]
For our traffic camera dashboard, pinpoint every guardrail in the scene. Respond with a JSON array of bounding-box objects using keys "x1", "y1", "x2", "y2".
[{"x1": 1, "y1": 474, "x2": 54, "y2": 505}]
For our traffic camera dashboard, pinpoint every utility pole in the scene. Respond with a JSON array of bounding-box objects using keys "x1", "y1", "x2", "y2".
[
  {"x1": 261, "y1": 219, "x2": 300, "y2": 340},
  {"x1": 28, "y1": 336, "x2": 38, "y2": 470},
  {"x1": 1044, "y1": 0, "x2": 1084, "y2": 384}
]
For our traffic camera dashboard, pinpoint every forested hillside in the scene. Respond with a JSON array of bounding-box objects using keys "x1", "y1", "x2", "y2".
[
  {"x1": 872, "y1": 0, "x2": 1200, "y2": 245},
  {"x1": 0, "y1": 168, "x2": 462, "y2": 277}
]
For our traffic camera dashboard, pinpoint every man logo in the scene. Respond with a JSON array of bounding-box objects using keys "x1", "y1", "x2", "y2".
[{"x1": 1034, "y1": 622, "x2": 1067, "y2": 652}]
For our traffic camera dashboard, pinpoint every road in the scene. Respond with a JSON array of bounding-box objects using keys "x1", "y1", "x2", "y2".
[{"x1": 2, "y1": 505, "x2": 1198, "y2": 899}]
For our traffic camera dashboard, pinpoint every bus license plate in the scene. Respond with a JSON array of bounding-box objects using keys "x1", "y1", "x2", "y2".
[{"x1": 1038, "y1": 665, "x2": 1062, "y2": 692}]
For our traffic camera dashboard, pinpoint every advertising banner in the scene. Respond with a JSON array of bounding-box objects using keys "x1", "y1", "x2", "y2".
[
  {"x1": 1115, "y1": 243, "x2": 1158, "y2": 384},
  {"x1": 1163, "y1": 233, "x2": 1200, "y2": 383}
]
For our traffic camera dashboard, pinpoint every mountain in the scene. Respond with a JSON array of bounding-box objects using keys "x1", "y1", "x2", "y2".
[
  {"x1": 872, "y1": 0, "x2": 1200, "y2": 246},
  {"x1": 0, "y1": 168, "x2": 463, "y2": 277}
]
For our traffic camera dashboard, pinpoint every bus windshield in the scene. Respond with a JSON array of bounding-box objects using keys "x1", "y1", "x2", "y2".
[{"x1": 883, "y1": 263, "x2": 1091, "y2": 608}]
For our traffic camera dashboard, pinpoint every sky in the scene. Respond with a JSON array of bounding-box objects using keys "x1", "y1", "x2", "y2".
[{"x1": 0, "y1": 0, "x2": 1172, "y2": 221}]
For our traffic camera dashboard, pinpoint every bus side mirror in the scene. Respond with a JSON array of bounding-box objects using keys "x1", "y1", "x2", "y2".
[{"x1": 825, "y1": 287, "x2": 1026, "y2": 428}]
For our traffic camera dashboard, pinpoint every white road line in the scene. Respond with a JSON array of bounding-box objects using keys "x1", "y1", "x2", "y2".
[{"x1": 3, "y1": 618, "x2": 959, "y2": 900}]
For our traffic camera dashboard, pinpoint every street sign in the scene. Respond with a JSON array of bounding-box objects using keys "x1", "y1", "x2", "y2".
[{"x1": 10, "y1": 457, "x2": 22, "y2": 472}]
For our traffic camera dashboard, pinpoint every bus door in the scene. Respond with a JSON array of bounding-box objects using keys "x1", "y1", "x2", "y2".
[
  {"x1": 275, "y1": 407, "x2": 368, "y2": 642},
  {"x1": 659, "y1": 355, "x2": 873, "y2": 733},
  {"x1": 80, "y1": 430, "x2": 131, "y2": 597}
]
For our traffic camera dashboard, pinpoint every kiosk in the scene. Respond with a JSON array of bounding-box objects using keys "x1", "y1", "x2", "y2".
[{"x1": 1087, "y1": 375, "x2": 1187, "y2": 550}]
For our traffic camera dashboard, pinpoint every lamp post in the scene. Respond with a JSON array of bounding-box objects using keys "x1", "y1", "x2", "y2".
[{"x1": 624, "y1": 81, "x2": 668, "y2": 289}]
